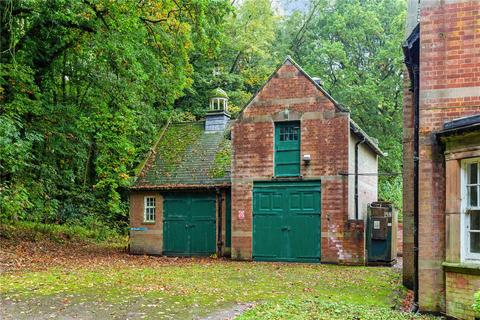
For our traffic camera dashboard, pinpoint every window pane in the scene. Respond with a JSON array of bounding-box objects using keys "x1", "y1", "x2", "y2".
[
  {"x1": 293, "y1": 128, "x2": 299, "y2": 140},
  {"x1": 470, "y1": 163, "x2": 478, "y2": 184},
  {"x1": 470, "y1": 232, "x2": 480, "y2": 253},
  {"x1": 471, "y1": 212, "x2": 480, "y2": 231},
  {"x1": 470, "y1": 186, "x2": 478, "y2": 207}
]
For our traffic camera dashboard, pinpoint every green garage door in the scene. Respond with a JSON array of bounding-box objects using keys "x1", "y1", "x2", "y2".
[
  {"x1": 163, "y1": 193, "x2": 216, "y2": 256},
  {"x1": 253, "y1": 181, "x2": 321, "y2": 262}
]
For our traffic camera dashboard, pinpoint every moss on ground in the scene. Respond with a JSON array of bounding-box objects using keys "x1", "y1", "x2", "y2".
[
  {"x1": 0, "y1": 260, "x2": 438, "y2": 319},
  {"x1": 238, "y1": 298, "x2": 437, "y2": 320},
  {"x1": 0, "y1": 226, "x2": 441, "y2": 320}
]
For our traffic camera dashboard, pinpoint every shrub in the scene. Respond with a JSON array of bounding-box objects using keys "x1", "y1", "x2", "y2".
[
  {"x1": 0, "y1": 220, "x2": 125, "y2": 245},
  {"x1": 474, "y1": 291, "x2": 480, "y2": 314}
]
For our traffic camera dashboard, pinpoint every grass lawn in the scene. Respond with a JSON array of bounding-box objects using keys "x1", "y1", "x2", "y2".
[{"x1": 0, "y1": 223, "x2": 438, "y2": 319}]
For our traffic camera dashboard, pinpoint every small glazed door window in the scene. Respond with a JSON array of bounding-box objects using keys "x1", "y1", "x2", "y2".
[
  {"x1": 463, "y1": 159, "x2": 480, "y2": 260},
  {"x1": 275, "y1": 122, "x2": 301, "y2": 177},
  {"x1": 144, "y1": 196, "x2": 156, "y2": 223}
]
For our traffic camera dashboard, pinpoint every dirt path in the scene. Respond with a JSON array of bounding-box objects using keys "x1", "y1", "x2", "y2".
[{"x1": 199, "y1": 303, "x2": 255, "y2": 320}]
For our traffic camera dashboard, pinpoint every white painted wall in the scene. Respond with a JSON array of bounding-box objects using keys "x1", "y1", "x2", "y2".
[{"x1": 348, "y1": 131, "x2": 379, "y2": 220}]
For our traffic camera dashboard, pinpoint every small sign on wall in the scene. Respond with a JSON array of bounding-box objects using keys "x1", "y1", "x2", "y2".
[
  {"x1": 130, "y1": 227, "x2": 147, "y2": 231},
  {"x1": 238, "y1": 210, "x2": 245, "y2": 220}
]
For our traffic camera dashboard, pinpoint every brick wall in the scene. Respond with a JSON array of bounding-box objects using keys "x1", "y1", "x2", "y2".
[
  {"x1": 129, "y1": 191, "x2": 163, "y2": 255},
  {"x1": 445, "y1": 272, "x2": 480, "y2": 320},
  {"x1": 231, "y1": 60, "x2": 365, "y2": 264},
  {"x1": 403, "y1": 0, "x2": 480, "y2": 314},
  {"x1": 397, "y1": 222, "x2": 403, "y2": 257}
]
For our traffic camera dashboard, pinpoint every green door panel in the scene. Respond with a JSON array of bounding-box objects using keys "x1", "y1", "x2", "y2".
[
  {"x1": 190, "y1": 195, "x2": 216, "y2": 255},
  {"x1": 163, "y1": 195, "x2": 189, "y2": 254},
  {"x1": 253, "y1": 191, "x2": 283, "y2": 259},
  {"x1": 163, "y1": 193, "x2": 216, "y2": 256},
  {"x1": 289, "y1": 215, "x2": 320, "y2": 260},
  {"x1": 163, "y1": 220, "x2": 189, "y2": 254},
  {"x1": 253, "y1": 181, "x2": 321, "y2": 262},
  {"x1": 275, "y1": 122, "x2": 301, "y2": 177}
]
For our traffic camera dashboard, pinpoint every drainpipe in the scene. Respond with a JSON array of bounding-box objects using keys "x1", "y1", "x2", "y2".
[
  {"x1": 216, "y1": 187, "x2": 223, "y2": 256},
  {"x1": 412, "y1": 63, "x2": 420, "y2": 312},
  {"x1": 403, "y1": 25, "x2": 420, "y2": 311},
  {"x1": 355, "y1": 137, "x2": 366, "y2": 220}
]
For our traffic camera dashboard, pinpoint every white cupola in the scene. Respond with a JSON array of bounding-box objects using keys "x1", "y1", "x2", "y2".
[
  {"x1": 205, "y1": 87, "x2": 230, "y2": 132},
  {"x1": 209, "y1": 87, "x2": 229, "y2": 112}
]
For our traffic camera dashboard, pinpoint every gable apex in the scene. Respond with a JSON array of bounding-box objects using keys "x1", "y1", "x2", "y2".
[
  {"x1": 283, "y1": 56, "x2": 348, "y2": 113},
  {"x1": 238, "y1": 56, "x2": 348, "y2": 118}
]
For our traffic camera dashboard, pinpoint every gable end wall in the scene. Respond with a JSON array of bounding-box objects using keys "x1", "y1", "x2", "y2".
[{"x1": 231, "y1": 63, "x2": 366, "y2": 264}]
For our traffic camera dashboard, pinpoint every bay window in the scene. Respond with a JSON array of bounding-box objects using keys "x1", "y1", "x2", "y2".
[{"x1": 463, "y1": 158, "x2": 480, "y2": 261}]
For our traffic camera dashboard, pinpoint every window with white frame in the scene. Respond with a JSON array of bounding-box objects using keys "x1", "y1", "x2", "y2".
[
  {"x1": 144, "y1": 196, "x2": 156, "y2": 223},
  {"x1": 463, "y1": 159, "x2": 480, "y2": 260}
]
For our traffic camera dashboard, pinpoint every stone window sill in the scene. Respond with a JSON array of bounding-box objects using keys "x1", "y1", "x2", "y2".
[
  {"x1": 442, "y1": 261, "x2": 480, "y2": 275},
  {"x1": 142, "y1": 221, "x2": 156, "y2": 225}
]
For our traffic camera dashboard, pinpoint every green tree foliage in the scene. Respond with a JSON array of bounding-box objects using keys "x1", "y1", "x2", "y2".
[
  {"x1": 1, "y1": 0, "x2": 407, "y2": 227},
  {"x1": 175, "y1": 0, "x2": 279, "y2": 117},
  {"x1": 0, "y1": 0, "x2": 230, "y2": 227},
  {"x1": 276, "y1": 0, "x2": 406, "y2": 210}
]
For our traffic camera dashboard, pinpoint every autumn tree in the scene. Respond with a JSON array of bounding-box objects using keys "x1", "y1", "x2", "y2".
[{"x1": 0, "y1": 0, "x2": 230, "y2": 225}]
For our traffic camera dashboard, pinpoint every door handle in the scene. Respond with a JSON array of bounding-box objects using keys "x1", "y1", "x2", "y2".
[{"x1": 281, "y1": 226, "x2": 290, "y2": 231}]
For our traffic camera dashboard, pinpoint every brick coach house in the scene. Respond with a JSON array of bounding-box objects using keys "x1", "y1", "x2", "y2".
[
  {"x1": 403, "y1": 1, "x2": 480, "y2": 319},
  {"x1": 130, "y1": 57, "x2": 383, "y2": 265}
]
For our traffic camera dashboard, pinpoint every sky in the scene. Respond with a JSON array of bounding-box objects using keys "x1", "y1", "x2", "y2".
[
  {"x1": 273, "y1": 0, "x2": 309, "y2": 15},
  {"x1": 233, "y1": 0, "x2": 309, "y2": 16}
]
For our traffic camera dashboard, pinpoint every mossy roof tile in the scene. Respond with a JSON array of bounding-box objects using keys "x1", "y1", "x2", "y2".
[{"x1": 134, "y1": 122, "x2": 231, "y2": 189}]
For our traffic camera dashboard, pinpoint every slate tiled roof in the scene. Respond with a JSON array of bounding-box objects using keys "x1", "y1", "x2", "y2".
[{"x1": 133, "y1": 121, "x2": 231, "y2": 189}]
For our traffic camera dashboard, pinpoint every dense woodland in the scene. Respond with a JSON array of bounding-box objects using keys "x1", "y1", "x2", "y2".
[{"x1": 0, "y1": 0, "x2": 405, "y2": 232}]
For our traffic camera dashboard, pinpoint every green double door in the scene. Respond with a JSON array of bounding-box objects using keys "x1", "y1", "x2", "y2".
[
  {"x1": 253, "y1": 181, "x2": 321, "y2": 262},
  {"x1": 163, "y1": 193, "x2": 216, "y2": 256}
]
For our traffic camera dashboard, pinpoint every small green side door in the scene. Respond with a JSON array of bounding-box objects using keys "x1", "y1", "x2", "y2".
[
  {"x1": 253, "y1": 181, "x2": 321, "y2": 262},
  {"x1": 163, "y1": 193, "x2": 216, "y2": 256},
  {"x1": 275, "y1": 122, "x2": 301, "y2": 177}
]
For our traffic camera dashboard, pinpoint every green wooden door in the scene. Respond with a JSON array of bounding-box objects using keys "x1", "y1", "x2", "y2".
[
  {"x1": 253, "y1": 181, "x2": 321, "y2": 262},
  {"x1": 163, "y1": 193, "x2": 216, "y2": 256},
  {"x1": 275, "y1": 122, "x2": 301, "y2": 177}
]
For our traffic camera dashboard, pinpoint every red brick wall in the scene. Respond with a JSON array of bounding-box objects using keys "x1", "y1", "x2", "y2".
[
  {"x1": 397, "y1": 222, "x2": 403, "y2": 257},
  {"x1": 445, "y1": 272, "x2": 480, "y2": 320},
  {"x1": 231, "y1": 61, "x2": 363, "y2": 264},
  {"x1": 129, "y1": 191, "x2": 163, "y2": 255},
  {"x1": 403, "y1": 0, "x2": 480, "y2": 313}
]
